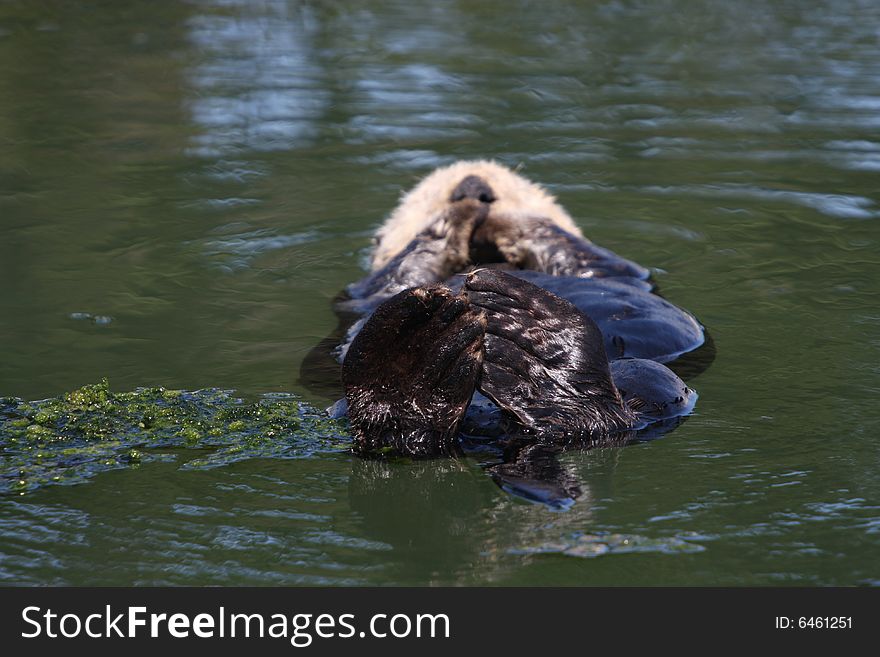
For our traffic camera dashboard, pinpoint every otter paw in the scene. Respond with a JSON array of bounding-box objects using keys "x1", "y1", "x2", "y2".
[
  {"x1": 342, "y1": 285, "x2": 486, "y2": 457},
  {"x1": 464, "y1": 269, "x2": 635, "y2": 440}
]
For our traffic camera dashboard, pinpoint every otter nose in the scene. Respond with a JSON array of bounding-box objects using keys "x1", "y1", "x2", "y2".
[{"x1": 450, "y1": 175, "x2": 496, "y2": 204}]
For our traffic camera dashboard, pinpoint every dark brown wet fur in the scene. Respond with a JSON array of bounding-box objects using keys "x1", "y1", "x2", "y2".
[
  {"x1": 464, "y1": 269, "x2": 637, "y2": 440},
  {"x1": 340, "y1": 269, "x2": 701, "y2": 456},
  {"x1": 472, "y1": 213, "x2": 649, "y2": 279},
  {"x1": 342, "y1": 285, "x2": 486, "y2": 457},
  {"x1": 342, "y1": 200, "x2": 489, "y2": 314}
]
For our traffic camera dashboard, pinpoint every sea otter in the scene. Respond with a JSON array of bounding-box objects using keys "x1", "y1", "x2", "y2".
[{"x1": 324, "y1": 161, "x2": 706, "y2": 458}]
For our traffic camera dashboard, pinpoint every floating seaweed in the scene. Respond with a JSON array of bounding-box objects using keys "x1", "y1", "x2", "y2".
[{"x1": 0, "y1": 380, "x2": 350, "y2": 495}]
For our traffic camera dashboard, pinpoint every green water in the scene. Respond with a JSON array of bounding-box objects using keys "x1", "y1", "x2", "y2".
[{"x1": 2, "y1": 0, "x2": 880, "y2": 585}]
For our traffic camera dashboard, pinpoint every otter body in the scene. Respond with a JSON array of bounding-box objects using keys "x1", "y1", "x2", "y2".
[{"x1": 334, "y1": 161, "x2": 706, "y2": 457}]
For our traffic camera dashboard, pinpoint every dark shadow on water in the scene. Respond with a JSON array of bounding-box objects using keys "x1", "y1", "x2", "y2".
[
  {"x1": 348, "y1": 411, "x2": 689, "y2": 523},
  {"x1": 465, "y1": 413, "x2": 689, "y2": 510},
  {"x1": 347, "y1": 456, "x2": 496, "y2": 570},
  {"x1": 666, "y1": 330, "x2": 717, "y2": 381},
  {"x1": 297, "y1": 292, "x2": 356, "y2": 401},
  {"x1": 346, "y1": 438, "x2": 638, "y2": 572}
]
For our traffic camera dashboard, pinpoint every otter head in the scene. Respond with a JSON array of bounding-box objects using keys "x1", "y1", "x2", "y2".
[{"x1": 370, "y1": 161, "x2": 583, "y2": 271}]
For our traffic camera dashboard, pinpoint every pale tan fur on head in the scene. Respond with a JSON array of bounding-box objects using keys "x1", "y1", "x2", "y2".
[{"x1": 370, "y1": 160, "x2": 582, "y2": 271}]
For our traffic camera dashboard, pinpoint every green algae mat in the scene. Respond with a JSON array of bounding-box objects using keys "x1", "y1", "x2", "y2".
[{"x1": 0, "y1": 381, "x2": 350, "y2": 495}]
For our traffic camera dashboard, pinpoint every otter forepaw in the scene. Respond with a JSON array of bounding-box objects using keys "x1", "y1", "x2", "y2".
[{"x1": 342, "y1": 286, "x2": 486, "y2": 457}]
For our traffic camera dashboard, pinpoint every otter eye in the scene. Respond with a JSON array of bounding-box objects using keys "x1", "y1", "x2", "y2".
[{"x1": 450, "y1": 175, "x2": 496, "y2": 204}]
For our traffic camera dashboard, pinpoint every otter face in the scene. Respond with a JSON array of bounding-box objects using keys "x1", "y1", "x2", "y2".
[{"x1": 371, "y1": 160, "x2": 583, "y2": 270}]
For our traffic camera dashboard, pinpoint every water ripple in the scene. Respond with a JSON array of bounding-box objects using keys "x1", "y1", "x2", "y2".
[
  {"x1": 185, "y1": 5, "x2": 328, "y2": 156},
  {"x1": 512, "y1": 532, "x2": 705, "y2": 558},
  {"x1": 198, "y1": 229, "x2": 323, "y2": 270},
  {"x1": 639, "y1": 184, "x2": 878, "y2": 220}
]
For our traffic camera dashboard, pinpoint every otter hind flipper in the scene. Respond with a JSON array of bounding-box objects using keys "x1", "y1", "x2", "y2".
[
  {"x1": 464, "y1": 269, "x2": 636, "y2": 442},
  {"x1": 342, "y1": 285, "x2": 486, "y2": 457},
  {"x1": 609, "y1": 358, "x2": 697, "y2": 423}
]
